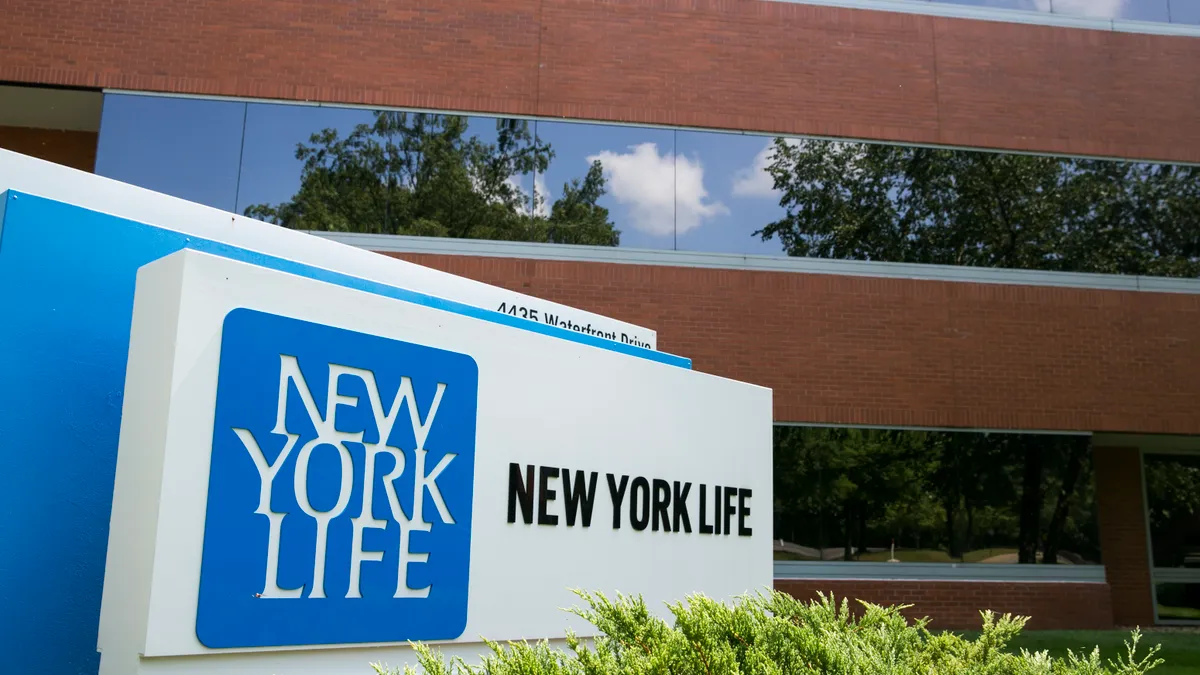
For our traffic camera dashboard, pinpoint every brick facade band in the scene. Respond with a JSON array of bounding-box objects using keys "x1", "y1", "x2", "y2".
[{"x1": 3, "y1": 1, "x2": 1200, "y2": 163}]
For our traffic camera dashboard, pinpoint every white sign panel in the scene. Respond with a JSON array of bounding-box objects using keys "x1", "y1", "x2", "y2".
[
  {"x1": 98, "y1": 249, "x2": 771, "y2": 675},
  {"x1": 0, "y1": 148, "x2": 658, "y2": 350}
]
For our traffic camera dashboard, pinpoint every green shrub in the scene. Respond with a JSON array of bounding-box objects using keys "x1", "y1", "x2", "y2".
[{"x1": 373, "y1": 590, "x2": 1163, "y2": 675}]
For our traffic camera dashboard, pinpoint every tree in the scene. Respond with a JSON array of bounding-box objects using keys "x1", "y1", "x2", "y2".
[
  {"x1": 931, "y1": 433, "x2": 1012, "y2": 561},
  {"x1": 1041, "y1": 436, "x2": 1092, "y2": 565},
  {"x1": 244, "y1": 112, "x2": 620, "y2": 246}
]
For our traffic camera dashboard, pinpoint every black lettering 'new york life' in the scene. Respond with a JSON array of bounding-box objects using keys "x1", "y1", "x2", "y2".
[{"x1": 506, "y1": 463, "x2": 752, "y2": 537}]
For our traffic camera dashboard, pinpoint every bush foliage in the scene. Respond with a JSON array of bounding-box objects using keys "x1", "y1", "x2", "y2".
[{"x1": 373, "y1": 590, "x2": 1163, "y2": 675}]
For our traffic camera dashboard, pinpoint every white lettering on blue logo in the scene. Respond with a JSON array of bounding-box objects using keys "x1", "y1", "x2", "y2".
[{"x1": 197, "y1": 308, "x2": 478, "y2": 648}]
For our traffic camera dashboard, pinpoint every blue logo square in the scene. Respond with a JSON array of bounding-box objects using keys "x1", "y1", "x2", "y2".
[{"x1": 197, "y1": 308, "x2": 478, "y2": 648}]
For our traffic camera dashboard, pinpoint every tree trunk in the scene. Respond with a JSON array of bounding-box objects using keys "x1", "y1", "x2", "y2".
[
  {"x1": 1018, "y1": 441, "x2": 1044, "y2": 564},
  {"x1": 843, "y1": 502, "x2": 854, "y2": 561},
  {"x1": 856, "y1": 509, "x2": 869, "y2": 557},
  {"x1": 1042, "y1": 442, "x2": 1087, "y2": 565},
  {"x1": 965, "y1": 499, "x2": 976, "y2": 556},
  {"x1": 945, "y1": 496, "x2": 962, "y2": 560},
  {"x1": 817, "y1": 506, "x2": 827, "y2": 558}
]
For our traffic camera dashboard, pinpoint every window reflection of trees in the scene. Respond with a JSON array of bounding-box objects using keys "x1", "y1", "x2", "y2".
[
  {"x1": 243, "y1": 112, "x2": 620, "y2": 247},
  {"x1": 1146, "y1": 455, "x2": 1200, "y2": 569},
  {"x1": 773, "y1": 427, "x2": 1100, "y2": 565},
  {"x1": 759, "y1": 141, "x2": 1200, "y2": 279}
]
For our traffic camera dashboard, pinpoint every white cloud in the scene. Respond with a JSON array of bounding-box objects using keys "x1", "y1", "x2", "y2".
[
  {"x1": 533, "y1": 173, "x2": 551, "y2": 218},
  {"x1": 503, "y1": 175, "x2": 524, "y2": 200},
  {"x1": 588, "y1": 143, "x2": 727, "y2": 236},
  {"x1": 1030, "y1": 0, "x2": 1126, "y2": 18},
  {"x1": 731, "y1": 138, "x2": 805, "y2": 199},
  {"x1": 502, "y1": 174, "x2": 551, "y2": 217}
]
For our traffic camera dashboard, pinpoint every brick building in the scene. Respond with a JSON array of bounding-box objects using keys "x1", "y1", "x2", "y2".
[{"x1": 2, "y1": 0, "x2": 1199, "y2": 647}]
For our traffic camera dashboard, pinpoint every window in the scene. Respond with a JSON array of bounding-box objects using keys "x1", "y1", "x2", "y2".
[
  {"x1": 773, "y1": 426, "x2": 1101, "y2": 566},
  {"x1": 94, "y1": 94, "x2": 245, "y2": 211},
  {"x1": 0, "y1": 84, "x2": 101, "y2": 172},
  {"x1": 91, "y1": 92, "x2": 1200, "y2": 281},
  {"x1": 901, "y1": 0, "x2": 1186, "y2": 26},
  {"x1": 1145, "y1": 453, "x2": 1200, "y2": 622},
  {"x1": 1170, "y1": 0, "x2": 1200, "y2": 24}
]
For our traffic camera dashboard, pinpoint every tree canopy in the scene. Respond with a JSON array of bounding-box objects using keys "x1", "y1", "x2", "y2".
[
  {"x1": 244, "y1": 112, "x2": 620, "y2": 246},
  {"x1": 758, "y1": 139, "x2": 1200, "y2": 277}
]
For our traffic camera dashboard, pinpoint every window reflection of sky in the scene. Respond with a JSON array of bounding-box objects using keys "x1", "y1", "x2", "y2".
[
  {"x1": 1170, "y1": 0, "x2": 1200, "y2": 24},
  {"x1": 94, "y1": 96, "x2": 245, "y2": 212},
  {"x1": 922, "y1": 0, "x2": 1181, "y2": 23},
  {"x1": 235, "y1": 104, "x2": 376, "y2": 215},
  {"x1": 95, "y1": 94, "x2": 796, "y2": 255}
]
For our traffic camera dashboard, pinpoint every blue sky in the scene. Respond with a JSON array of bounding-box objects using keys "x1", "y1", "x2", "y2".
[{"x1": 94, "y1": 95, "x2": 792, "y2": 257}]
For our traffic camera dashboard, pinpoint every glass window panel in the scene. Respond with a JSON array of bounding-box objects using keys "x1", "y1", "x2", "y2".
[
  {"x1": 931, "y1": 0, "x2": 1173, "y2": 20},
  {"x1": 1054, "y1": 0, "x2": 1171, "y2": 22},
  {"x1": 1145, "y1": 454, "x2": 1200, "y2": 569},
  {"x1": 1170, "y1": 0, "x2": 1200, "y2": 23},
  {"x1": 94, "y1": 94, "x2": 245, "y2": 211},
  {"x1": 773, "y1": 427, "x2": 1101, "y2": 564},
  {"x1": 1156, "y1": 583, "x2": 1200, "y2": 621},
  {"x1": 237, "y1": 108, "x2": 622, "y2": 246},
  {"x1": 534, "y1": 120, "x2": 677, "y2": 250},
  {"x1": 674, "y1": 131, "x2": 787, "y2": 256},
  {"x1": 929, "y1": 0, "x2": 1050, "y2": 14},
  {"x1": 235, "y1": 103, "x2": 377, "y2": 219}
]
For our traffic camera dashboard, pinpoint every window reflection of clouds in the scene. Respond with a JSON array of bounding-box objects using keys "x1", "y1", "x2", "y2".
[
  {"x1": 677, "y1": 132, "x2": 788, "y2": 257},
  {"x1": 534, "y1": 121, "x2": 678, "y2": 250},
  {"x1": 589, "y1": 142, "x2": 728, "y2": 239},
  {"x1": 1110, "y1": 0, "x2": 1171, "y2": 22},
  {"x1": 929, "y1": 0, "x2": 1178, "y2": 22}
]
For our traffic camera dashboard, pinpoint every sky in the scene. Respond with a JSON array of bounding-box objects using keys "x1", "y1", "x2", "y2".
[{"x1": 94, "y1": 95, "x2": 794, "y2": 257}]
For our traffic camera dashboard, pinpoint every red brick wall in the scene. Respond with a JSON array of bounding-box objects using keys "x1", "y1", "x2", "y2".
[
  {"x1": 385, "y1": 252, "x2": 1200, "y2": 436},
  {"x1": 3, "y1": 1, "x2": 1199, "y2": 163},
  {"x1": 1094, "y1": 446, "x2": 1156, "y2": 627},
  {"x1": 0, "y1": 126, "x2": 96, "y2": 172},
  {"x1": 774, "y1": 579, "x2": 1115, "y2": 630}
]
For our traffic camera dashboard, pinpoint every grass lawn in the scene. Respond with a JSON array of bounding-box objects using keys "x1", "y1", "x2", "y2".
[{"x1": 959, "y1": 630, "x2": 1200, "y2": 674}]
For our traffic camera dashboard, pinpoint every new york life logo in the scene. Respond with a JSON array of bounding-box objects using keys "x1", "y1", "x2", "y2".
[{"x1": 197, "y1": 308, "x2": 478, "y2": 649}]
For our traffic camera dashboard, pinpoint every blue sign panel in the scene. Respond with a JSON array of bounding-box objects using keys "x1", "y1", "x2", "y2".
[
  {"x1": 198, "y1": 309, "x2": 478, "y2": 647},
  {"x1": 0, "y1": 191, "x2": 684, "y2": 673}
]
